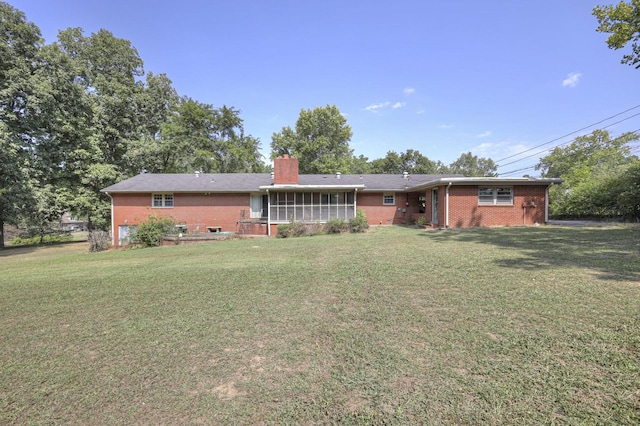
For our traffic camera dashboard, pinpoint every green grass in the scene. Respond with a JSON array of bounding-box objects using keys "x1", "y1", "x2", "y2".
[{"x1": 1, "y1": 226, "x2": 639, "y2": 424}]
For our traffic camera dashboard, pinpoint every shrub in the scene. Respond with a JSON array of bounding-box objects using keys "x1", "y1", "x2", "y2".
[
  {"x1": 349, "y1": 210, "x2": 369, "y2": 233},
  {"x1": 325, "y1": 218, "x2": 349, "y2": 234},
  {"x1": 132, "y1": 215, "x2": 176, "y2": 247},
  {"x1": 402, "y1": 215, "x2": 416, "y2": 226},
  {"x1": 416, "y1": 216, "x2": 427, "y2": 227},
  {"x1": 88, "y1": 230, "x2": 110, "y2": 252},
  {"x1": 277, "y1": 221, "x2": 323, "y2": 238},
  {"x1": 10, "y1": 233, "x2": 72, "y2": 246}
]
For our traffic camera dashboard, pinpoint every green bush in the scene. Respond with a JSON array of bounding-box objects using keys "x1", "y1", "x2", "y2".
[
  {"x1": 325, "y1": 218, "x2": 349, "y2": 234},
  {"x1": 10, "y1": 233, "x2": 72, "y2": 246},
  {"x1": 277, "y1": 221, "x2": 323, "y2": 238},
  {"x1": 132, "y1": 215, "x2": 176, "y2": 247},
  {"x1": 416, "y1": 216, "x2": 427, "y2": 227},
  {"x1": 349, "y1": 210, "x2": 369, "y2": 233}
]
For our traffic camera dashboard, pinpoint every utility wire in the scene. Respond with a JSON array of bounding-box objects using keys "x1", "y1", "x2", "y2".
[
  {"x1": 498, "y1": 127, "x2": 640, "y2": 176},
  {"x1": 494, "y1": 104, "x2": 640, "y2": 164},
  {"x1": 497, "y1": 116, "x2": 640, "y2": 169}
]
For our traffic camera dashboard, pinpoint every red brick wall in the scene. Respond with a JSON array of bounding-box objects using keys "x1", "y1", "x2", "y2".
[
  {"x1": 273, "y1": 155, "x2": 299, "y2": 185},
  {"x1": 447, "y1": 185, "x2": 547, "y2": 228},
  {"x1": 111, "y1": 192, "x2": 266, "y2": 244},
  {"x1": 357, "y1": 192, "x2": 407, "y2": 225}
]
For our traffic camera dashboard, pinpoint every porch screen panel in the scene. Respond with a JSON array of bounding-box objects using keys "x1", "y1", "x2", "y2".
[{"x1": 269, "y1": 191, "x2": 356, "y2": 223}]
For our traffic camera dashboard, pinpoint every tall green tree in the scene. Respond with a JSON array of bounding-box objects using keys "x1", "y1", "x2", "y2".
[
  {"x1": 536, "y1": 130, "x2": 639, "y2": 218},
  {"x1": 271, "y1": 105, "x2": 354, "y2": 174},
  {"x1": 448, "y1": 152, "x2": 497, "y2": 176},
  {"x1": 0, "y1": 2, "x2": 42, "y2": 247},
  {"x1": 157, "y1": 98, "x2": 265, "y2": 173},
  {"x1": 594, "y1": 0, "x2": 640, "y2": 67},
  {"x1": 369, "y1": 149, "x2": 444, "y2": 174}
]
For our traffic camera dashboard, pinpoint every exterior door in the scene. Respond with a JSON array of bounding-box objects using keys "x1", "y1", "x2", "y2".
[
  {"x1": 432, "y1": 189, "x2": 439, "y2": 224},
  {"x1": 118, "y1": 225, "x2": 135, "y2": 245}
]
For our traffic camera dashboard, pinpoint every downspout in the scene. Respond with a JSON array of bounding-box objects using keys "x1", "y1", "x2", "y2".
[
  {"x1": 354, "y1": 188, "x2": 358, "y2": 219},
  {"x1": 545, "y1": 183, "x2": 551, "y2": 223},
  {"x1": 105, "y1": 192, "x2": 115, "y2": 246},
  {"x1": 266, "y1": 189, "x2": 271, "y2": 237},
  {"x1": 445, "y1": 182, "x2": 452, "y2": 228}
]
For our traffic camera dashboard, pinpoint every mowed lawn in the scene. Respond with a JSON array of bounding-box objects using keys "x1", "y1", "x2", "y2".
[{"x1": 1, "y1": 226, "x2": 639, "y2": 424}]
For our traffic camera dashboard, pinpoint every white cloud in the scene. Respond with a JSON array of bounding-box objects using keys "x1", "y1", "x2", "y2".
[
  {"x1": 439, "y1": 124, "x2": 454, "y2": 129},
  {"x1": 403, "y1": 87, "x2": 415, "y2": 95},
  {"x1": 365, "y1": 102, "x2": 390, "y2": 112},
  {"x1": 562, "y1": 72, "x2": 582, "y2": 88},
  {"x1": 392, "y1": 102, "x2": 405, "y2": 109},
  {"x1": 477, "y1": 130, "x2": 492, "y2": 138},
  {"x1": 471, "y1": 141, "x2": 531, "y2": 161}
]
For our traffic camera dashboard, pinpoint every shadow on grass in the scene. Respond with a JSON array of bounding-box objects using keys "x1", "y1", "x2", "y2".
[
  {"x1": 421, "y1": 225, "x2": 640, "y2": 282},
  {"x1": 0, "y1": 240, "x2": 88, "y2": 257}
]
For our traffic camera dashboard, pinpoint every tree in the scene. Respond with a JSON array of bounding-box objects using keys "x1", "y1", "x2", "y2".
[
  {"x1": 0, "y1": 2, "x2": 42, "y2": 247},
  {"x1": 536, "y1": 130, "x2": 639, "y2": 218},
  {"x1": 369, "y1": 149, "x2": 443, "y2": 174},
  {"x1": 271, "y1": 105, "x2": 354, "y2": 174},
  {"x1": 594, "y1": 0, "x2": 640, "y2": 68},
  {"x1": 615, "y1": 160, "x2": 640, "y2": 221},
  {"x1": 448, "y1": 152, "x2": 497, "y2": 176},
  {"x1": 156, "y1": 98, "x2": 266, "y2": 173}
]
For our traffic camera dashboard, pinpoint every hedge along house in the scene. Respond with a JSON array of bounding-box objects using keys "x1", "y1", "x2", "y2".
[{"x1": 101, "y1": 155, "x2": 561, "y2": 246}]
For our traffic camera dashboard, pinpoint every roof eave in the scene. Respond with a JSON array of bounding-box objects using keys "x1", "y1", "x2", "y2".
[
  {"x1": 258, "y1": 184, "x2": 367, "y2": 191},
  {"x1": 408, "y1": 177, "x2": 563, "y2": 191}
]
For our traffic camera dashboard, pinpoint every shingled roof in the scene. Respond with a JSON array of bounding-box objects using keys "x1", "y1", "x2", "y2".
[{"x1": 101, "y1": 172, "x2": 465, "y2": 193}]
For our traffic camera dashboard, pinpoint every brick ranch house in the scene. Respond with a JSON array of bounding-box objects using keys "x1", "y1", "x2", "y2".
[{"x1": 101, "y1": 155, "x2": 561, "y2": 246}]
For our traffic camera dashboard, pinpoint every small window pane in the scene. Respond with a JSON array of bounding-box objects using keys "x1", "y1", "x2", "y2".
[
  {"x1": 496, "y1": 188, "x2": 512, "y2": 205},
  {"x1": 478, "y1": 188, "x2": 494, "y2": 204},
  {"x1": 164, "y1": 194, "x2": 174, "y2": 207},
  {"x1": 153, "y1": 194, "x2": 163, "y2": 207}
]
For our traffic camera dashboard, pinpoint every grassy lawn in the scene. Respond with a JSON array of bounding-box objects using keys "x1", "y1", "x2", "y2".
[{"x1": 1, "y1": 225, "x2": 639, "y2": 424}]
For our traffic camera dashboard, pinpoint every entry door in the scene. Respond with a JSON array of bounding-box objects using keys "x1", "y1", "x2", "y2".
[
  {"x1": 118, "y1": 225, "x2": 135, "y2": 245},
  {"x1": 432, "y1": 189, "x2": 439, "y2": 224}
]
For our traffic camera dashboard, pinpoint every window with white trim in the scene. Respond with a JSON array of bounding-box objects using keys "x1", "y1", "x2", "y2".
[
  {"x1": 152, "y1": 193, "x2": 174, "y2": 208},
  {"x1": 478, "y1": 187, "x2": 513, "y2": 205},
  {"x1": 383, "y1": 193, "x2": 395, "y2": 205}
]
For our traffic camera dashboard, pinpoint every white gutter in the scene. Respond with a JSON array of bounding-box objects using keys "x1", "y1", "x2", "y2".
[
  {"x1": 105, "y1": 192, "x2": 115, "y2": 246},
  {"x1": 259, "y1": 184, "x2": 366, "y2": 191},
  {"x1": 445, "y1": 182, "x2": 452, "y2": 228}
]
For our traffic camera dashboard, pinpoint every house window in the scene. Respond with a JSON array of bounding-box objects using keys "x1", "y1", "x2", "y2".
[
  {"x1": 152, "y1": 193, "x2": 174, "y2": 208},
  {"x1": 383, "y1": 193, "x2": 395, "y2": 205},
  {"x1": 478, "y1": 187, "x2": 513, "y2": 205}
]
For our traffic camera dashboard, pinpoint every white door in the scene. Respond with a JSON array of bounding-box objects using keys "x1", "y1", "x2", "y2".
[{"x1": 118, "y1": 225, "x2": 135, "y2": 245}]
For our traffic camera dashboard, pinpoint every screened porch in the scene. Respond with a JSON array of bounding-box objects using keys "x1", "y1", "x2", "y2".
[{"x1": 268, "y1": 191, "x2": 356, "y2": 223}]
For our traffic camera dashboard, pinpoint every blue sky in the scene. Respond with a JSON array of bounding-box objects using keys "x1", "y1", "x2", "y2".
[{"x1": 13, "y1": 0, "x2": 640, "y2": 175}]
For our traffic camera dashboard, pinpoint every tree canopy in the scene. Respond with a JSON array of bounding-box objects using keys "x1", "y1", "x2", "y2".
[
  {"x1": 536, "y1": 130, "x2": 640, "y2": 220},
  {"x1": 270, "y1": 105, "x2": 354, "y2": 174},
  {"x1": 0, "y1": 2, "x2": 265, "y2": 242},
  {"x1": 594, "y1": 0, "x2": 640, "y2": 67}
]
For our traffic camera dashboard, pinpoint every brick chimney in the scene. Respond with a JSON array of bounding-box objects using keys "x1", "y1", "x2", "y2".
[{"x1": 273, "y1": 155, "x2": 299, "y2": 185}]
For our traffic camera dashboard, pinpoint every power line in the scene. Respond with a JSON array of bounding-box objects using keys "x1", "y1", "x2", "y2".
[
  {"x1": 497, "y1": 117, "x2": 640, "y2": 169},
  {"x1": 498, "y1": 128, "x2": 640, "y2": 176},
  {"x1": 494, "y1": 104, "x2": 640, "y2": 164}
]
